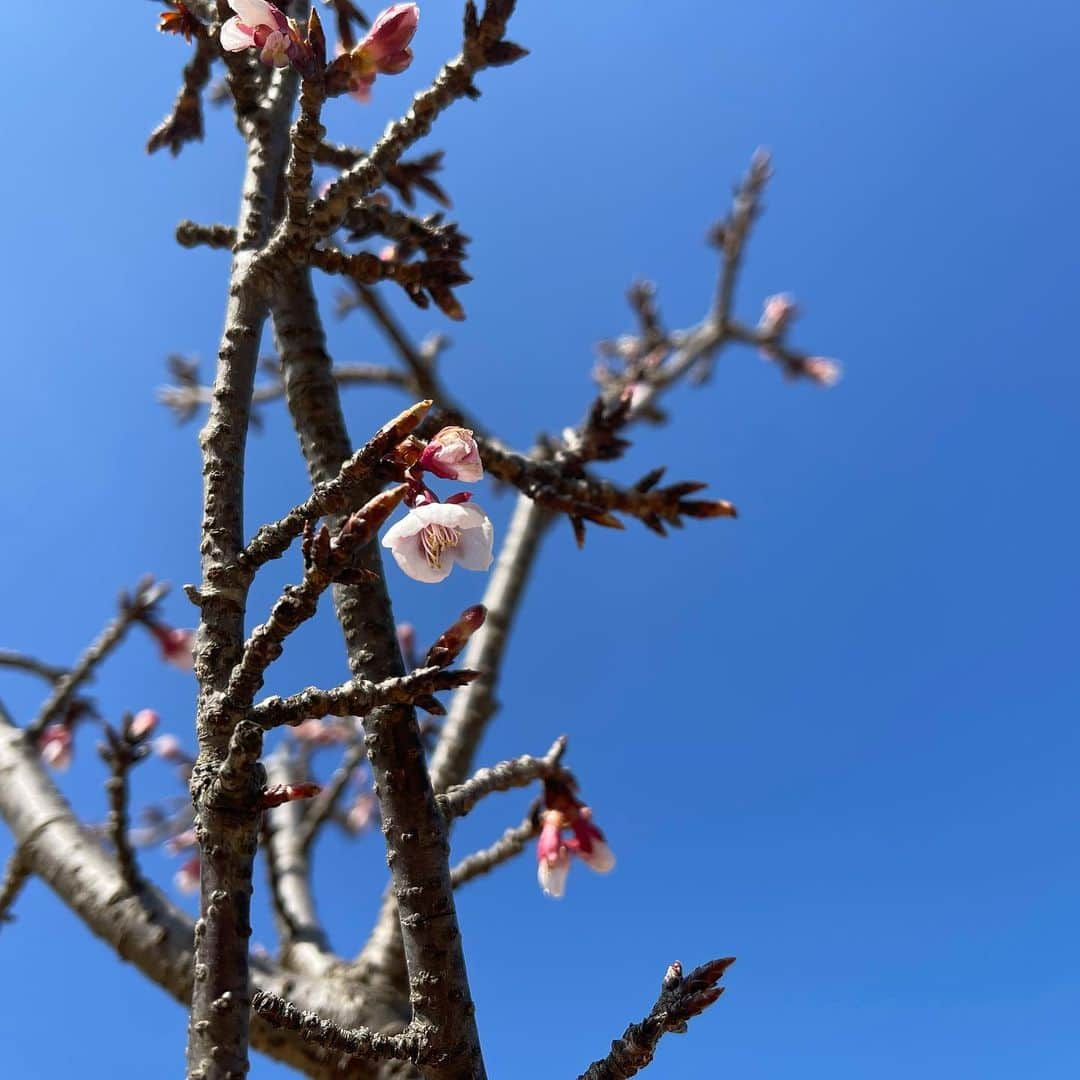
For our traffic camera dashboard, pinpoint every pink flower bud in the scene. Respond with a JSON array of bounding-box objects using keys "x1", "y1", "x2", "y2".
[
  {"x1": 418, "y1": 427, "x2": 483, "y2": 483},
  {"x1": 128, "y1": 709, "x2": 160, "y2": 741},
  {"x1": 759, "y1": 293, "x2": 798, "y2": 336},
  {"x1": 382, "y1": 501, "x2": 494, "y2": 584},
  {"x1": 536, "y1": 811, "x2": 571, "y2": 899},
  {"x1": 361, "y1": 3, "x2": 419, "y2": 69},
  {"x1": 38, "y1": 724, "x2": 73, "y2": 772}
]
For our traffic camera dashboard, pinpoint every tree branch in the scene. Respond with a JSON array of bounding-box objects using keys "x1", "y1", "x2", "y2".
[
  {"x1": 252, "y1": 990, "x2": 423, "y2": 1063},
  {"x1": 271, "y1": 268, "x2": 488, "y2": 1078},
  {"x1": 186, "y1": 43, "x2": 305, "y2": 1078},
  {"x1": 26, "y1": 579, "x2": 168, "y2": 742},
  {"x1": 251, "y1": 667, "x2": 477, "y2": 730},
  {"x1": 577, "y1": 958, "x2": 736, "y2": 1080},
  {"x1": 435, "y1": 737, "x2": 567, "y2": 821},
  {"x1": 449, "y1": 811, "x2": 537, "y2": 890}
]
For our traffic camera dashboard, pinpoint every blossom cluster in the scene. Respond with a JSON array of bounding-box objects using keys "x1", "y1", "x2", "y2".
[
  {"x1": 218, "y1": 0, "x2": 420, "y2": 101},
  {"x1": 382, "y1": 426, "x2": 494, "y2": 584}
]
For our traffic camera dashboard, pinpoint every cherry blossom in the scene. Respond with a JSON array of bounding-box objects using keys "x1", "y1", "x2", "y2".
[
  {"x1": 340, "y1": 3, "x2": 419, "y2": 101},
  {"x1": 535, "y1": 806, "x2": 615, "y2": 898},
  {"x1": 220, "y1": 0, "x2": 302, "y2": 68},
  {"x1": 382, "y1": 500, "x2": 494, "y2": 584},
  {"x1": 536, "y1": 810, "x2": 572, "y2": 898},
  {"x1": 419, "y1": 426, "x2": 483, "y2": 482}
]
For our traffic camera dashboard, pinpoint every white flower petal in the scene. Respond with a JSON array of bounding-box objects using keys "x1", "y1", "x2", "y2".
[
  {"x1": 454, "y1": 515, "x2": 494, "y2": 571},
  {"x1": 230, "y1": 0, "x2": 279, "y2": 27},
  {"x1": 538, "y1": 857, "x2": 568, "y2": 898},
  {"x1": 219, "y1": 16, "x2": 254, "y2": 51},
  {"x1": 388, "y1": 534, "x2": 453, "y2": 583},
  {"x1": 582, "y1": 840, "x2": 616, "y2": 874}
]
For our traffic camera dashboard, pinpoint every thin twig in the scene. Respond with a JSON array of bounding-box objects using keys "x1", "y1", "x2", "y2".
[
  {"x1": 450, "y1": 811, "x2": 538, "y2": 889},
  {"x1": 296, "y1": 739, "x2": 367, "y2": 851},
  {"x1": 26, "y1": 580, "x2": 168, "y2": 742},
  {"x1": 0, "y1": 651, "x2": 68, "y2": 684},
  {"x1": 436, "y1": 736, "x2": 567, "y2": 821},
  {"x1": 577, "y1": 958, "x2": 736, "y2": 1080}
]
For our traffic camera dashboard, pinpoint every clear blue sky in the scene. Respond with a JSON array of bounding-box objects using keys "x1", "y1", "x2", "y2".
[{"x1": 1, "y1": 1, "x2": 1077, "y2": 1076}]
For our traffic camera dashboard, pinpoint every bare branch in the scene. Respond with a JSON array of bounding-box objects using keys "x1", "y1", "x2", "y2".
[
  {"x1": 449, "y1": 811, "x2": 538, "y2": 890},
  {"x1": 252, "y1": 990, "x2": 423, "y2": 1063},
  {"x1": 436, "y1": 737, "x2": 567, "y2": 821},
  {"x1": 225, "y1": 484, "x2": 408, "y2": 706},
  {"x1": 271, "y1": 269, "x2": 489, "y2": 1076},
  {"x1": 147, "y1": 32, "x2": 215, "y2": 156},
  {"x1": 251, "y1": 666, "x2": 478, "y2": 730},
  {"x1": 0, "y1": 651, "x2": 68, "y2": 684},
  {"x1": 262, "y1": 749, "x2": 335, "y2": 976},
  {"x1": 577, "y1": 958, "x2": 736, "y2": 1080},
  {"x1": 295, "y1": 738, "x2": 367, "y2": 851},
  {"x1": 26, "y1": 579, "x2": 168, "y2": 742}
]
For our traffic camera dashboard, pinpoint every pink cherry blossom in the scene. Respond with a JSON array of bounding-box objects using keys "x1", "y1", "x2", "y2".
[
  {"x1": 129, "y1": 709, "x2": 160, "y2": 741},
  {"x1": 341, "y1": 3, "x2": 419, "y2": 101},
  {"x1": 536, "y1": 811, "x2": 571, "y2": 898},
  {"x1": 535, "y1": 805, "x2": 615, "y2": 898},
  {"x1": 418, "y1": 426, "x2": 483, "y2": 482},
  {"x1": 38, "y1": 724, "x2": 73, "y2": 772},
  {"x1": 149, "y1": 624, "x2": 196, "y2": 671},
  {"x1": 220, "y1": 0, "x2": 299, "y2": 68},
  {"x1": 803, "y1": 357, "x2": 841, "y2": 387},
  {"x1": 382, "y1": 501, "x2": 494, "y2": 583},
  {"x1": 568, "y1": 809, "x2": 616, "y2": 873}
]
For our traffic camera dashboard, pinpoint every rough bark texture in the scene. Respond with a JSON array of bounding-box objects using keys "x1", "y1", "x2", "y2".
[
  {"x1": 187, "y1": 51, "x2": 304, "y2": 1078},
  {"x1": 273, "y1": 270, "x2": 486, "y2": 1079}
]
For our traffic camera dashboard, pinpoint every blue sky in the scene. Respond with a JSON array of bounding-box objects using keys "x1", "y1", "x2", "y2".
[{"x1": 1, "y1": 1, "x2": 1078, "y2": 1076}]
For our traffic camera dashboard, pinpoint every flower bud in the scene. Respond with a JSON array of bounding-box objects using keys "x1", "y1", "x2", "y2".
[{"x1": 418, "y1": 427, "x2": 483, "y2": 483}]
